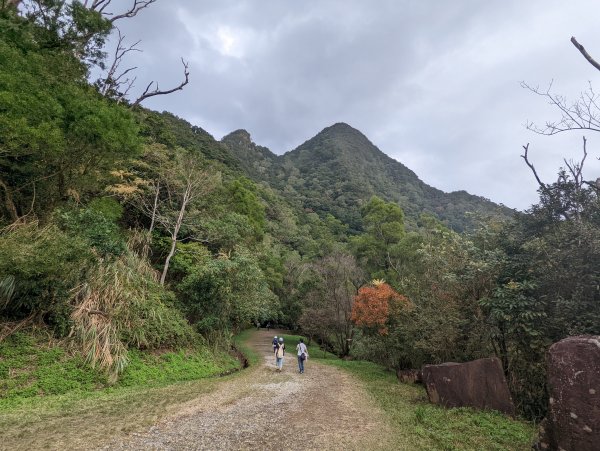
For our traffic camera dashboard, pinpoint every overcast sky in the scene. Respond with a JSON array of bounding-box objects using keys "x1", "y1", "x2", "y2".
[{"x1": 110, "y1": 0, "x2": 600, "y2": 210}]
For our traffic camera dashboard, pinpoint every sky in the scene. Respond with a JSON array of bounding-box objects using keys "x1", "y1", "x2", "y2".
[{"x1": 108, "y1": 0, "x2": 600, "y2": 211}]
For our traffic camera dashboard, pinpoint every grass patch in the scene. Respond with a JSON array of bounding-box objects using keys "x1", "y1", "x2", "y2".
[
  {"x1": 0, "y1": 332, "x2": 238, "y2": 409},
  {"x1": 0, "y1": 332, "x2": 108, "y2": 406},
  {"x1": 0, "y1": 331, "x2": 242, "y2": 449},
  {"x1": 232, "y1": 328, "x2": 261, "y2": 366},
  {"x1": 280, "y1": 333, "x2": 536, "y2": 450},
  {"x1": 118, "y1": 349, "x2": 238, "y2": 387}
]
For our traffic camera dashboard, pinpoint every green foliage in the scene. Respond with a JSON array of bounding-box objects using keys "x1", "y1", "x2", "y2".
[
  {"x1": 223, "y1": 122, "x2": 513, "y2": 233},
  {"x1": 351, "y1": 196, "x2": 406, "y2": 280},
  {"x1": 0, "y1": 331, "x2": 238, "y2": 409},
  {"x1": 168, "y1": 242, "x2": 212, "y2": 282},
  {"x1": 88, "y1": 197, "x2": 124, "y2": 222},
  {"x1": 0, "y1": 222, "x2": 92, "y2": 331},
  {"x1": 224, "y1": 177, "x2": 266, "y2": 239},
  {"x1": 0, "y1": 333, "x2": 108, "y2": 405},
  {"x1": 56, "y1": 204, "x2": 126, "y2": 256},
  {"x1": 0, "y1": 14, "x2": 140, "y2": 220},
  {"x1": 179, "y1": 248, "x2": 280, "y2": 335},
  {"x1": 118, "y1": 349, "x2": 238, "y2": 387},
  {"x1": 117, "y1": 288, "x2": 197, "y2": 352},
  {"x1": 137, "y1": 110, "x2": 237, "y2": 168}
]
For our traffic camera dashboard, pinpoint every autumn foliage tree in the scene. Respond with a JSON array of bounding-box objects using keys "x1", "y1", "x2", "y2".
[{"x1": 351, "y1": 280, "x2": 411, "y2": 335}]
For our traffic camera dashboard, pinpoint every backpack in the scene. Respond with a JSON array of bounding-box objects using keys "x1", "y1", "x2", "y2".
[{"x1": 276, "y1": 343, "x2": 285, "y2": 358}]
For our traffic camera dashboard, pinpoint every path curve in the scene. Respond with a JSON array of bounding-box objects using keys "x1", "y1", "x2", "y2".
[{"x1": 103, "y1": 330, "x2": 392, "y2": 450}]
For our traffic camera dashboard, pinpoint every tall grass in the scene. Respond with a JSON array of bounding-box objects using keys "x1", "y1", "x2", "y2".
[{"x1": 70, "y1": 233, "x2": 195, "y2": 377}]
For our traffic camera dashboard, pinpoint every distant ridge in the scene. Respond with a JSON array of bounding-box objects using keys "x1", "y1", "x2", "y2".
[{"x1": 222, "y1": 122, "x2": 514, "y2": 232}]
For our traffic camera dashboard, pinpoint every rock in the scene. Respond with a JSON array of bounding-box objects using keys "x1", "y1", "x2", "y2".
[
  {"x1": 542, "y1": 335, "x2": 600, "y2": 451},
  {"x1": 421, "y1": 357, "x2": 515, "y2": 415},
  {"x1": 396, "y1": 369, "x2": 422, "y2": 384}
]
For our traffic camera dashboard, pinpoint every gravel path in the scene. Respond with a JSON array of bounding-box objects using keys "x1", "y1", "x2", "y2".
[{"x1": 102, "y1": 330, "x2": 393, "y2": 450}]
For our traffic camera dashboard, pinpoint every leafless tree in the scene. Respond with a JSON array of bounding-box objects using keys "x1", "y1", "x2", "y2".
[
  {"x1": 18, "y1": 0, "x2": 190, "y2": 107},
  {"x1": 97, "y1": 29, "x2": 140, "y2": 101},
  {"x1": 132, "y1": 58, "x2": 190, "y2": 107},
  {"x1": 521, "y1": 36, "x2": 600, "y2": 214},
  {"x1": 136, "y1": 151, "x2": 220, "y2": 285},
  {"x1": 299, "y1": 252, "x2": 364, "y2": 356},
  {"x1": 521, "y1": 80, "x2": 600, "y2": 136},
  {"x1": 83, "y1": 0, "x2": 157, "y2": 23},
  {"x1": 522, "y1": 37, "x2": 600, "y2": 136},
  {"x1": 571, "y1": 36, "x2": 600, "y2": 73}
]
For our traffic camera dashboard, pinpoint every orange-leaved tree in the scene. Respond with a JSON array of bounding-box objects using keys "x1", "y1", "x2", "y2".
[{"x1": 351, "y1": 279, "x2": 411, "y2": 335}]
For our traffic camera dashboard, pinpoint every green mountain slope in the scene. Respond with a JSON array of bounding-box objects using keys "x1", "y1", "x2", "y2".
[{"x1": 223, "y1": 122, "x2": 514, "y2": 232}]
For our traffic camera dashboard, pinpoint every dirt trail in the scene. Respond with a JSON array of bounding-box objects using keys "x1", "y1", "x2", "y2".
[{"x1": 102, "y1": 329, "x2": 393, "y2": 450}]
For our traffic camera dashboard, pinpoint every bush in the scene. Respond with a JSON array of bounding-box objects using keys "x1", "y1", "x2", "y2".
[
  {"x1": 56, "y1": 203, "x2": 126, "y2": 256},
  {"x1": 0, "y1": 222, "x2": 93, "y2": 332},
  {"x1": 70, "y1": 251, "x2": 197, "y2": 375}
]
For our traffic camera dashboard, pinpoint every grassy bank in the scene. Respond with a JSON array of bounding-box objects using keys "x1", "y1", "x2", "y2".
[
  {"x1": 232, "y1": 328, "x2": 261, "y2": 366},
  {"x1": 280, "y1": 333, "x2": 536, "y2": 451},
  {"x1": 0, "y1": 331, "x2": 241, "y2": 449},
  {"x1": 0, "y1": 332, "x2": 239, "y2": 408}
]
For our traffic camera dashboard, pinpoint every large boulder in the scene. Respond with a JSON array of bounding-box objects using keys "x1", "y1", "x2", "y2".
[
  {"x1": 421, "y1": 357, "x2": 515, "y2": 415},
  {"x1": 538, "y1": 335, "x2": 600, "y2": 451},
  {"x1": 396, "y1": 369, "x2": 422, "y2": 384}
]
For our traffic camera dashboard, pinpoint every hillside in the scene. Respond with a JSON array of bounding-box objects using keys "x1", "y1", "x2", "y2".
[{"x1": 223, "y1": 123, "x2": 514, "y2": 232}]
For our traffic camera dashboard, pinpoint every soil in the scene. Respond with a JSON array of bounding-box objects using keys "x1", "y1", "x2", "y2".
[{"x1": 101, "y1": 329, "x2": 393, "y2": 450}]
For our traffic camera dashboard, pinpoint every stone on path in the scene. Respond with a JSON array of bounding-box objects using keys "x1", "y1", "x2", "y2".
[{"x1": 421, "y1": 357, "x2": 515, "y2": 415}]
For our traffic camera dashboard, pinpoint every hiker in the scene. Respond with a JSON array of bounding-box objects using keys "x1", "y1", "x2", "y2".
[
  {"x1": 266, "y1": 322, "x2": 271, "y2": 331},
  {"x1": 272, "y1": 335, "x2": 278, "y2": 364},
  {"x1": 296, "y1": 338, "x2": 308, "y2": 374},
  {"x1": 275, "y1": 337, "x2": 285, "y2": 372}
]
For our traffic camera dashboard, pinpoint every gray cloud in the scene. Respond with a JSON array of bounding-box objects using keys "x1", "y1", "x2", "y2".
[{"x1": 110, "y1": 0, "x2": 600, "y2": 210}]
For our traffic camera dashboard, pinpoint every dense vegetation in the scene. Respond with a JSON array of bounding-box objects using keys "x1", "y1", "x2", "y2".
[{"x1": 1, "y1": 0, "x2": 599, "y2": 425}]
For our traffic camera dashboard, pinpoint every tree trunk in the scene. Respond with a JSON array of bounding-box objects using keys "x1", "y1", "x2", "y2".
[
  {"x1": 159, "y1": 184, "x2": 191, "y2": 285},
  {"x1": 149, "y1": 182, "x2": 160, "y2": 234},
  {"x1": 0, "y1": 179, "x2": 18, "y2": 221},
  {"x1": 160, "y1": 232, "x2": 177, "y2": 285}
]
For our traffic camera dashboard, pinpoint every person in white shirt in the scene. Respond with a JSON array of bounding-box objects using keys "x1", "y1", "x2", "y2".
[{"x1": 296, "y1": 338, "x2": 308, "y2": 374}]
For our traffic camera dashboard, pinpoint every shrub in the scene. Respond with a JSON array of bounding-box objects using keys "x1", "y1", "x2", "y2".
[{"x1": 0, "y1": 222, "x2": 93, "y2": 333}]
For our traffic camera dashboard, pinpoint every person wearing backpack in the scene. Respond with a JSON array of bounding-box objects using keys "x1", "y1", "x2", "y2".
[
  {"x1": 275, "y1": 337, "x2": 285, "y2": 372},
  {"x1": 296, "y1": 338, "x2": 308, "y2": 374},
  {"x1": 272, "y1": 336, "x2": 278, "y2": 365}
]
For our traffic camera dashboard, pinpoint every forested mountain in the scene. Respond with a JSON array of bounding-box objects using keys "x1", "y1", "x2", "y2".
[
  {"x1": 2, "y1": 1, "x2": 599, "y2": 427},
  {"x1": 223, "y1": 122, "x2": 514, "y2": 232}
]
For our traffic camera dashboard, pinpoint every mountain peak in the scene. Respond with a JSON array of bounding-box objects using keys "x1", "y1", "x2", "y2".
[
  {"x1": 222, "y1": 129, "x2": 252, "y2": 145},
  {"x1": 318, "y1": 122, "x2": 365, "y2": 138}
]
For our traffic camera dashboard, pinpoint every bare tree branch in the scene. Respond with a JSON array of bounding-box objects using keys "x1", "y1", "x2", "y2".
[
  {"x1": 563, "y1": 136, "x2": 587, "y2": 186},
  {"x1": 571, "y1": 36, "x2": 600, "y2": 73},
  {"x1": 521, "y1": 143, "x2": 547, "y2": 190},
  {"x1": 132, "y1": 58, "x2": 190, "y2": 107},
  {"x1": 87, "y1": 0, "x2": 157, "y2": 23},
  {"x1": 521, "y1": 81, "x2": 600, "y2": 135},
  {"x1": 99, "y1": 28, "x2": 141, "y2": 99}
]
